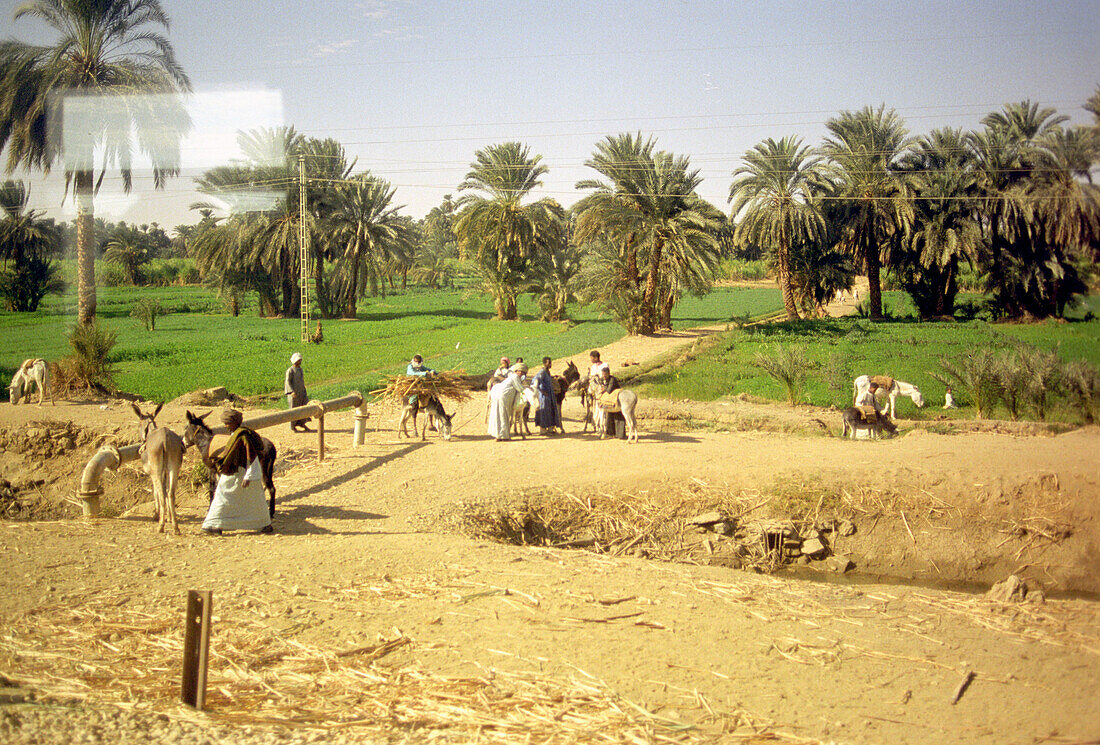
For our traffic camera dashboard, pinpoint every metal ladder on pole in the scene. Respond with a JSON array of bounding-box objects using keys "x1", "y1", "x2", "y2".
[{"x1": 298, "y1": 155, "x2": 310, "y2": 343}]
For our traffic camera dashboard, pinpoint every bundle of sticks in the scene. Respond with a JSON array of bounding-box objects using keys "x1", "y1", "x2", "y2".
[{"x1": 370, "y1": 370, "x2": 474, "y2": 404}]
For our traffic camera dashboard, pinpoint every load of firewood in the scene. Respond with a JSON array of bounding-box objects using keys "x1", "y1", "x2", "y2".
[{"x1": 370, "y1": 370, "x2": 474, "y2": 404}]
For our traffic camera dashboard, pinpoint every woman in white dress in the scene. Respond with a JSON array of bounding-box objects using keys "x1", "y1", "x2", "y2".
[{"x1": 487, "y1": 363, "x2": 527, "y2": 441}]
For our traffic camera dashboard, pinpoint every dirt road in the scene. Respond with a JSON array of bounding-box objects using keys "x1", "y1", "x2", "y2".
[{"x1": 2, "y1": 313, "x2": 1099, "y2": 744}]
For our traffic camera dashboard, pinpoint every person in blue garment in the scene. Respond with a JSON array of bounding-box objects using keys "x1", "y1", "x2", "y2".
[{"x1": 533, "y1": 357, "x2": 562, "y2": 435}]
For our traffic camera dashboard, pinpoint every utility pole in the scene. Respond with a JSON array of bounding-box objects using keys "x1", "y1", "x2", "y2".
[{"x1": 298, "y1": 154, "x2": 310, "y2": 343}]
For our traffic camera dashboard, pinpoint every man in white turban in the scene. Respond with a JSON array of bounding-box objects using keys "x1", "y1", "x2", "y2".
[{"x1": 284, "y1": 352, "x2": 311, "y2": 432}]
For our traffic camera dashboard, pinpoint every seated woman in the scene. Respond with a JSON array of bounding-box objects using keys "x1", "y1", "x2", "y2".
[{"x1": 201, "y1": 410, "x2": 273, "y2": 535}]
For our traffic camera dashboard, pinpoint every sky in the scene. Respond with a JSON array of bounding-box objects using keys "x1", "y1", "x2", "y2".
[{"x1": 2, "y1": 0, "x2": 1099, "y2": 229}]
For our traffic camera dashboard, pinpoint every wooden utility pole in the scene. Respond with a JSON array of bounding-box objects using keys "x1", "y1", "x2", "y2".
[{"x1": 299, "y1": 154, "x2": 310, "y2": 342}]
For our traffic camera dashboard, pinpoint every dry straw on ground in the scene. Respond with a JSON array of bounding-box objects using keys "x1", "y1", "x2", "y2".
[{"x1": 0, "y1": 588, "x2": 827, "y2": 743}]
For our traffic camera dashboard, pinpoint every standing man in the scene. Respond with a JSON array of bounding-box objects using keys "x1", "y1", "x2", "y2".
[
  {"x1": 285, "y1": 353, "x2": 311, "y2": 432},
  {"x1": 597, "y1": 366, "x2": 625, "y2": 439},
  {"x1": 534, "y1": 357, "x2": 562, "y2": 435}
]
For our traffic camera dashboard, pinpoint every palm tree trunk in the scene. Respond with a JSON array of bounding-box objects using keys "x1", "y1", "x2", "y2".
[
  {"x1": 75, "y1": 171, "x2": 96, "y2": 326},
  {"x1": 866, "y1": 234, "x2": 883, "y2": 320},
  {"x1": 778, "y1": 235, "x2": 801, "y2": 321},
  {"x1": 344, "y1": 244, "x2": 360, "y2": 319},
  {"x1": 639, "y1": 235, "x2": 664, "y2": 334}
]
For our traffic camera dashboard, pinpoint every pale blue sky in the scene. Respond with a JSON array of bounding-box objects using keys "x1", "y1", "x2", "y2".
[{"x1": 3, "y1": 0, "x2": 1099, "y2": 228}]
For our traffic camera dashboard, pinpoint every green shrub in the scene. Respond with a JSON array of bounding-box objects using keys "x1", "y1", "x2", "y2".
[
  {"x1": 95, "y1": 261, "x2": 129, "y2": 287},
  {"x1": 66, "y1": 320, "x2": 117, "y2": 390},
  {"x1": 752, "y1": 345, "x2": 817, "y2": 405},
  {"x1": 934, "y1": 350, "x2": 1002, "y2": 419},
  {"x1": 131, "y1": 297, "x2": 165, "y2": 331}
]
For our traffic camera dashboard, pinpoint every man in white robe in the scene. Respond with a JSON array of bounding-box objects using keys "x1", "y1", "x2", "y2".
[
  {"x1": 487, "y1": 363, "x2": 527, "y2": 441},
  {"x1": 202, "y1": 410, "x2": 272, "y2": 534}
]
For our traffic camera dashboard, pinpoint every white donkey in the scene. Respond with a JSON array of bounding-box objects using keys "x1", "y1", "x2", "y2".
[
  {"x1": 9, "y1": 359, "x2": 52, "y2": 406},
  {"x1": 853, "y1": 375, "x2": 924, "y2": 419},
  {"x1": 592, "y1": 386, "x2": 640, "y2": 443}
]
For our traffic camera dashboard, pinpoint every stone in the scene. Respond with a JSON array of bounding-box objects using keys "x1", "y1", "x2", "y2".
[
  {"x1": 837, "y1": 519, "x2": 857, "y2": 537},
  {"x1": 800, "y1": 538, "x2": 826, "y2": 557},
  {"x1": 987, "y1": 574, "x2": 1026, "y2": 603},
  {"x1": 687, "y1": 511, "x2": 725, "y2": 527},
  {"x1": 1024, "y1": 588, "x2": 1046, "y2": 604},
  {"x1": 712, "y1": 521, "x2": 734, "y2": 536},
  {"x1": 825, "y1": 554, "x2": 854, "y2": 573}
]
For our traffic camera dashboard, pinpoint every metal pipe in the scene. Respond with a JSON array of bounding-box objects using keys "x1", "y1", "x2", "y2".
[
  {"x1": 77, "y1": 444, "x2": 139, "y2": 517},
  {"x1": 352, "y1": 404, "x2": 368, "y2": 447},
  {"x1": 76, "y1": 391, "x2": 363, "y2": 518}
]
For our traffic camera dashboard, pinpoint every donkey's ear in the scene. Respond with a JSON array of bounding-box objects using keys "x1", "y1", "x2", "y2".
[
  {"x1": 129, "y1": 402, "x2": 143, "y2": 418},
  {"x1": 198, "y1": 411, "x2": 211, "y2": 422},
  {"x1": 152, "y1": 402, "x2": 164, "y2": 420}
]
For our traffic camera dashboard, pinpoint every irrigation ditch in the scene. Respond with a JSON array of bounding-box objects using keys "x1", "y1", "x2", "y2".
[{"x1": 439, "y1": 477, "x2": 1097, "y2": 597}]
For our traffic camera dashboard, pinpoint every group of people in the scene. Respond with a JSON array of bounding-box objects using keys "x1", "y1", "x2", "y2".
[
  {"x1": 486, "y1": 355, "x2": 563, "y2": 441},
  {"x1": 484, "y1": 350, "x2": 624, "y2": 441}
]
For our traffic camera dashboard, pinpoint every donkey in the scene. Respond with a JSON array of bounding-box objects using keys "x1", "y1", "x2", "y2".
[
  {"x1": 853, "y1": 375, "x2": 924, "y2": 419},
  {"x1": 841, "y1": 406, "x2": 898, "y2": 440},
  {"x1": 9, "y1": 359, "x2": 52, "y2": 406},
  {"x1": 591, "y1": 387, "x2": 640, "y2": 443},
  {"x1": 183, "y1": 410, "x2": 279, "y2": 518},
  {"x1": 511, "y1": 385, "x2": 539, "y2": 439},
  {"x1": 398, "y1": 396, "x2": 453, "y2": 441},
  {"x1": 130, "y1": 403, "x2": 185, "y2": 534}
]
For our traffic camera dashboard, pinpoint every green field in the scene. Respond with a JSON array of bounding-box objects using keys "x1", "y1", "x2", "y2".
[
  {"x1": 1, "y1": 284, "x2": 785, "y2": 403},
  {"x1": 628, "y1": 292, "x2": 1100, "y2": 422}
]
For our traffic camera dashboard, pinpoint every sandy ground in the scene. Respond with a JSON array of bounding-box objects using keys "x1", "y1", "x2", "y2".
[{"x1": 3, "y1": 292, "x2": 1100, "y2": 744}]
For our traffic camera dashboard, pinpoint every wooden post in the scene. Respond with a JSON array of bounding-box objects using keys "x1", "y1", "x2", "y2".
[
  {"x1": 181, "y1": 590, "x2": 213, "y2": 709},
  {"x1": 317, "y1": 412, "x2": 325, "y2": 462}
]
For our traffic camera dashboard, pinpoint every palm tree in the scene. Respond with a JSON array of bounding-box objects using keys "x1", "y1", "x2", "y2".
[
  {"x1": 823, "y1": 106, "x2": 914, "y2": 320},
  {"x1": 193, "y1": 127, "x2": 304, "y2": 316},
  {"x1": 896, "y1": 128, "x2": 982, "y2": 318},
  {"x1": 576, "y1": 133, "x2": 720, "y2": 333},
  {"x1": 454, "y1": 142, "x2": 565, "y2": 320},
  {"x1": 325, "y1": 172, "x2": 412, "y2": 317},
  {"x1": 971, "y1": 102, "x2": 1091, "y2": 317},
  {"x1": 0, "y1": 0, "x2": 191, "y2": 325},
  {"x1": 101, "y1": 225, "x2": 152, "y2": 284},
  {"x1": 0, "y1": 179, "x2": 62, "y2": 310},
  {"x1": 729, "y1": 136, "x2": 830, "y2": 320}
]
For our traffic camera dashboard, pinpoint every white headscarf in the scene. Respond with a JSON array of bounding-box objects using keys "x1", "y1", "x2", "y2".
[{"x1": 290, "y1": 352, "x2": 303, "y2": 364}]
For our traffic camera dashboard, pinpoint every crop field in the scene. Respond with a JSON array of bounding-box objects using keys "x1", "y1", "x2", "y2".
[
  {"x1": 0, "y1": 284, "x2": 784, "y2": 403},
  {"x1": 631, "y1": 292, "x2": 1100, "y2": 422}
]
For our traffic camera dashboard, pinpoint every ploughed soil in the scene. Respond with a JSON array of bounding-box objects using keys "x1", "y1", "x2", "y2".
[{"x1": 2, "y1": 315, "x2": 1099, "y2": 744}]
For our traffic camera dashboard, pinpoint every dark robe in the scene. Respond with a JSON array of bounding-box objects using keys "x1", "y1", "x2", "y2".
[{"x1": 534, "y1": 367, "x2": 562, "y2": 429}]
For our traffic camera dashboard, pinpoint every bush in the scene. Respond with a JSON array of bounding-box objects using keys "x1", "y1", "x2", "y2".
[
  {"x1": 130, "y1": 297, "x2": 165, "y2": 331},
  {"x1": 1062, "y1": 359, "x2": 1100, "y2": 424},
  {"x1": 934, "y1": 350, "x2": 1002, "y2": 419},
  {"x1": 752, "y1": 345, "x2": 817, "y2": 405},
  {"x1": 95, "y1": 261, "x2": 129, "y2": 287},
  {"x1": 0, "y1": 254, "x2": 64, "y2": 311},
  {"x1": 65, "y1": 321, "x2": 117, "y2": 390}
]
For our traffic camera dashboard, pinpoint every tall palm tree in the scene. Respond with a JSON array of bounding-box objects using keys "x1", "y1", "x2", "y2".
[
  {"x1": 576, "y1": 133, "x2": 719, "y2": 333},
  {"x1": 823, "y1": 106, "x2": 914, "y2": 320},
  {"x1": 729, "y1": 136, "x2": 830, "y2": 320},
  {"x1": 0, "y1": 0, "x2": 191, "y2": 325},
  {"x1": 896, "y1": 128, "x2": 983, "y2": 318},
  {"x1": 971, "y1": 101, "x2": 1090, "y2": 317},
  {"x1": 193, "y1": 127, "x2": 304, "y2": 316},
  {"x1": 454, "y1": 142, "x2": 565, "y2": 320},
  {"x1": 326, "y1": 172, "x2": 412, "y2": 318}
]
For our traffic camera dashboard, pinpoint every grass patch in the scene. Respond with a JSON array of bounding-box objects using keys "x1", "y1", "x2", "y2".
[
  {"x1": 629, "y1": 291, "x2": 1100, "y2": 423},
  {"x1": 0, "y1": 284, "x2": 783, "y2": 403}
]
